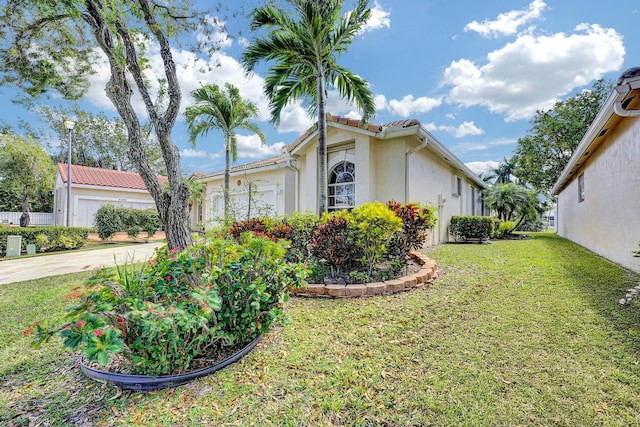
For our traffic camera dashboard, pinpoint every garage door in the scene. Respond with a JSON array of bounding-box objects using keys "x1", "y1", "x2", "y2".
[{"x1": 75, "y1": 199, "x2": 156, "y2": 227}]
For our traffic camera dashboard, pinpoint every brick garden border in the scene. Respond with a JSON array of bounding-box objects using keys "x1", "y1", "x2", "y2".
[{"x1": 292, "y1": 251, "x2": 438, "y2": 298}]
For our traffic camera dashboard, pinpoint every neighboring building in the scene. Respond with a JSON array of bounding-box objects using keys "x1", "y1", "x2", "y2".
[
  {"x1": 55, "y1": 163, "x2": 164, "y2": 227},
  {"x1": 551, "y1": 67, "x2": 640, "y2": 272},
  {"x1": 194, "y1": 116, "x2": 487, "y2": 244}
]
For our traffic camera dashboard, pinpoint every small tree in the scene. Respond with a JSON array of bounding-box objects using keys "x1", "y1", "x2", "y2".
[{"x1": 0, "y1": 133, "x2": 56, "y2": 227}]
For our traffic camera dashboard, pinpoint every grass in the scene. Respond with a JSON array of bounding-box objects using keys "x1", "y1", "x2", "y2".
[{"x1": 2, "y1": 232, "x2": 640, "y2": 425}]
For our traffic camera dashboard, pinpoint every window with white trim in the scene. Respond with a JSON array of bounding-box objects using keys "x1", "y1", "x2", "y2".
[
  {"x1": 328, "y1": 161, "x2": 355, "y2": 211},
  {"x1": 578, "y1": 172, "x2": 585, "y2": 203}
]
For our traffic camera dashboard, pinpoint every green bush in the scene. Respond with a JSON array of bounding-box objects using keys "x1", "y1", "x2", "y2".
[
  {"x1": 94, "y1": 204, "x2": 161, "y2": 240},
  {"x1": 386, "y1": 200, "x2": 438, "y2": 261},
  {"x1": 349, "y1": 201, "x2": 403, "y2": 277},
  {"x1": 449, "y1": 216, "x2": 494, "y2": 242},
  {"x1": 0, "y1": 226, "x2": 90, "y2": 255},
  {"x1": 28, "y1": 234, "x2": 307, "y2": 375}
]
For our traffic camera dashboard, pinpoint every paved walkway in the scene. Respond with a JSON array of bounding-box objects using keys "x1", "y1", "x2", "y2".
[{"x1": 0, "y1": 242, "x2": 165, "y2": 285}]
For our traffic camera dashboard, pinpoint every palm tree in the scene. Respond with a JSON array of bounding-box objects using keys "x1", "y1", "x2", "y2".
[
  {"x1": 488, "y1": 157, "x2": 516, "y2": 184},
  {"x1": 185, "y1": 83, "x2": 265, "y2": 219},
  {"x1": 242, "y1": 0, "x2": 376, "y2": 215}
]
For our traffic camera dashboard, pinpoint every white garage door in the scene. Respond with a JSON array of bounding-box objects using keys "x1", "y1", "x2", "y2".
[{"x1": 75, "y1": 199, "x2": 156, "y2": 227}]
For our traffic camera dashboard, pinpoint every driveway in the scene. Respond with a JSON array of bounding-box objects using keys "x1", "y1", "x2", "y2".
[{"x1": 0, "y1": 242, "x2": 164, "y2": 285}]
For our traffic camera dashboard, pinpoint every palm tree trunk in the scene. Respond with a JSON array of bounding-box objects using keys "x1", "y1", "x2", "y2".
[
  {"x1": 224, "y1": 134, "x2": 231, "y2": 220},
  {"x1": 317, "y1": 69, "x2": 328, "y2": 216}
]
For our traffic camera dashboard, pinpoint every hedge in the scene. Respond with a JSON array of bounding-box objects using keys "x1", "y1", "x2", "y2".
[
  {"x1": 449, "y1": 216, "x2": 499, "y2": 242},
  {"x1": 94, "y1": 205, "x2": 162, "y2": 240},
  {"x1": 0, "y1": 226, "x2": 91, "y2": 255}
]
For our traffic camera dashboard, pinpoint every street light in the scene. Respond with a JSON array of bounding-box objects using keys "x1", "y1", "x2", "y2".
[{"x1": 63, "y1": 119, "x2": 76, "y2": 227}]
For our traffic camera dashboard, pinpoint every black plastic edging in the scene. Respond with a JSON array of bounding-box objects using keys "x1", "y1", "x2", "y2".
[{"x1": 79, "y1": 335, "x2": 262, "y2": 392}]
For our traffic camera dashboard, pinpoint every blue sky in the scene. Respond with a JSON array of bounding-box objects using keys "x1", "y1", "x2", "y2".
[{"x1": 1, "y1": 0, "x2": 638, "y2": 177}]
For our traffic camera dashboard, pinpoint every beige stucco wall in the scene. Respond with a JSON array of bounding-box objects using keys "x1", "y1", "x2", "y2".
[
  {"x1": 54, "y1": 177, "x2": 157, "y2": 227},
  {"x1": 556, "y1": 116, "x2": 640, "y2": 272},
  {"x1": 407, "y1": 146, "x2": 481, "y2": 244}
]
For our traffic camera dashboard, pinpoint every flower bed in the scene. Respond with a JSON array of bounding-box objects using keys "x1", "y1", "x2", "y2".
[{"x1": 292, "y1": 251, "x2": 438, "y2": 298}]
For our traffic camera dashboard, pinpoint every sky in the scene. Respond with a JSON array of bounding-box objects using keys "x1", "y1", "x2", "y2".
[{"x1": 1, "y1": 0, "x2": 638, "y2": 178}]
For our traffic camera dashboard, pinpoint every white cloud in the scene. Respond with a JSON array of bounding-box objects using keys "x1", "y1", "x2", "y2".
[
  {"x1": 236, "y1": 134, "x2": 287, "y2": 159},
  {"x1": 387, "y1": 95, "x2": 442, "y2": 117},
  {"x1": 275, "y1": 101, "x2": 315, "y2": 134},
  {"x1": 443, "y1": 24, "x2": 625, "y2": 121},
  {"x1": 455, "y1": 121, "x2": 484, "y2": 137},
  {"x1": 465, "y1": 160, "x2": 501, "y2": 177},
  {"x1": 423, "y1": 121, "x2": 484, "y2": 138},
  {"x1": 359, "y1": 1, "x2": 391, "y2": 34},
  {"x1": 181, "y1": 148, "x2": 207, "y2": 158},
  {"x1": 452, "y1": 138, "x2": 517, "y2": 153},
  {"x1": 464, "y1": 0, "x2": 547, "y2": 38}
]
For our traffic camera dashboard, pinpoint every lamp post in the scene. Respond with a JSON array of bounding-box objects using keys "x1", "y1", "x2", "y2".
[{"x1": 63, "y1": 119, "x2": 76, "y2": 227}]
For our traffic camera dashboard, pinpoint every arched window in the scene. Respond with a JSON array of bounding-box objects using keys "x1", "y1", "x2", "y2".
[{"x1": 328, "y1": 161, "x2": 355, "y2": 211}]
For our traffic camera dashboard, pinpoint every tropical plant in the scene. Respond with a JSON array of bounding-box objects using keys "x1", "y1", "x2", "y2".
[
  {"x1": 27, "y1": 235, "x2": 307, "y2": 375},
  {"x1": 349, "y1": 201, "x2": 402, "y2": 277},
  {"x1": 185, "y1": 83, "x2": 265, "y2": 219},
  {"x1": 386, "y1": 200, "x2": 438, "y2": 258},
  {"x1": 0, "y1": 133, "x2": 56, "y2": 227},
  {"x1": 482, "y1": 183, "x2": 527, "y2": 222},
  {"x1": 242, "y1": 0, "x2": 376, "y2": 215}
]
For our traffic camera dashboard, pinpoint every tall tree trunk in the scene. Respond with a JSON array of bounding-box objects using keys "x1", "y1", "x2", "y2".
[
  {"x1": 317, "y1": 69, "x2": 328, "y2": 216},
  {"x1": 224, "y1": 134, "x2": 231, "y2": 220},
  {"x1": 20, "y1": 187, "x2": 30, "y2": 227},
  {"x1": 85, "y1": 0, "x2": 192, "y2": 251}
]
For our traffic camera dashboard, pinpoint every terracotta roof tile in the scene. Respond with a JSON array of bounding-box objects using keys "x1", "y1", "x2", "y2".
[
  {"x1": 57, "y1": 163, "x2": 167, "y2": 190},
  {"x1": 204, "y1": 156, "x2": 285, "y2": 178}
]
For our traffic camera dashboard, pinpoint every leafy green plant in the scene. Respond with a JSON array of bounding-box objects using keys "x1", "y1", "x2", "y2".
[
  {"x1": 386, "y1": 200, "x2": 438, "y2": 261},
  {"x1": 449, "y1": 216, "x2": 495, "y2": 242},
  {"x1": 349, "y1": 201, "x2": 402, "y2": 276},
  {"x1": 27, "y1": 235, "x2": 307, "y2": 375}
]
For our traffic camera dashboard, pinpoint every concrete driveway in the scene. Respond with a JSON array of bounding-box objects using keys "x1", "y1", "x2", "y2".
[{"x1": 0, "y1": 242, "x2": 165, "y2": 285}]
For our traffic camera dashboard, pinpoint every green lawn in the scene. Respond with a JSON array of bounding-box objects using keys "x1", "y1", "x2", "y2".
[{"x1": 2, "y1": 232, "x2": 640, "y2": 426}]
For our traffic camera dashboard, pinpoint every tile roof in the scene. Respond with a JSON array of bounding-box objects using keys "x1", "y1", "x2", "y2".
[
  {"x1": 57, "y1": 163, "x2": 167, "y2": 190},
  {"x1": 204, "y1": 156, "x2": 285, "y2": 178}
]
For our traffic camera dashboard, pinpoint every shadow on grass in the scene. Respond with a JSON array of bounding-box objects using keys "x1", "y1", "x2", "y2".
[{"x1": 531, "y1": 233, "x2": 640, "y2": 352}]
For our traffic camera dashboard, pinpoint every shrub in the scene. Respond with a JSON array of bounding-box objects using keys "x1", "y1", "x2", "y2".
[
  {"x1": 0, "y1": 226, "x2": 90, "y2": 255},
  {"x1": 28, "y1": 235, "x2": 307, "y2": 376},
  {"x1": 94, "y1": 205, "x2": 162, "y2": 240},
  {"x1": 498, "y1": 221, "x2": 517, "y2": 237},
  {"x1": 449, "y1": 216, "x2": 494, "y2": 242},
  {"x1": 386, "y1": 200, "x2": 438, "y2": 261},
  {"x1": 94, "y1": 204, "x2": 123, "y2": 240},
  {"x1": 310, "y1": 212, "x2": 358, "y2": 278},
  {"x1": 349, "y1": 201, "x2": 402, "y2": 276}
]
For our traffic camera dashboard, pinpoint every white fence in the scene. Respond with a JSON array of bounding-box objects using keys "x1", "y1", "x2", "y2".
[{"x1": 0, "y1": 212, "x2": 54, "y2": 226}]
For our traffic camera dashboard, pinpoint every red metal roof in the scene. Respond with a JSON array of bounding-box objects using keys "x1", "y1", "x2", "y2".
[{"x1": 57, "y1": 163, "x2": 167, "y2": 190}]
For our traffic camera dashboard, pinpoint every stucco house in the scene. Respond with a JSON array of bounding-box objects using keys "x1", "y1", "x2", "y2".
[
  {"x1": 193, "y1": 116, "x2": 487, "y2": 245},
  {"x1": 54, "y1": 163, "x2": 165, "y2": 227},
  {"x1": 551, "y1": 66, "x2": 640, "y2": 272}
]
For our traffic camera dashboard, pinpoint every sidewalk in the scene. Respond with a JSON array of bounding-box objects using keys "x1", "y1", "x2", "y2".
[{"x1": 0, "y1": 242, "x2": 165, "y2": 285}]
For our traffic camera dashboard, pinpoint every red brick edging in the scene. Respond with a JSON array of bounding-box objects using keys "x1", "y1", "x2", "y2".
[{"x1": 292, "y1": 251, "x2": 438, "y2": 298}]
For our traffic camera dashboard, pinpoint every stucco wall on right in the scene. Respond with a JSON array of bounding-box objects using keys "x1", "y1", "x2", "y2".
[{"x1": 556, "y1": 116, "x2": 640, "y2": 272}]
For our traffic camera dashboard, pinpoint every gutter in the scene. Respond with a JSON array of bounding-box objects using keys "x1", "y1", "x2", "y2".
[{"x1": 551, "y1": 66, "x2": 640, "y2": 195}]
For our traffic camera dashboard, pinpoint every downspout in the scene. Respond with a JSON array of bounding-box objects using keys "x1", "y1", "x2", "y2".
[
  {"x1": 285, "y1": 156, "x2": 300, "y2": 213},
  {"x1": 404, "y1": 136, "x2": 428, "y2": 202}
]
